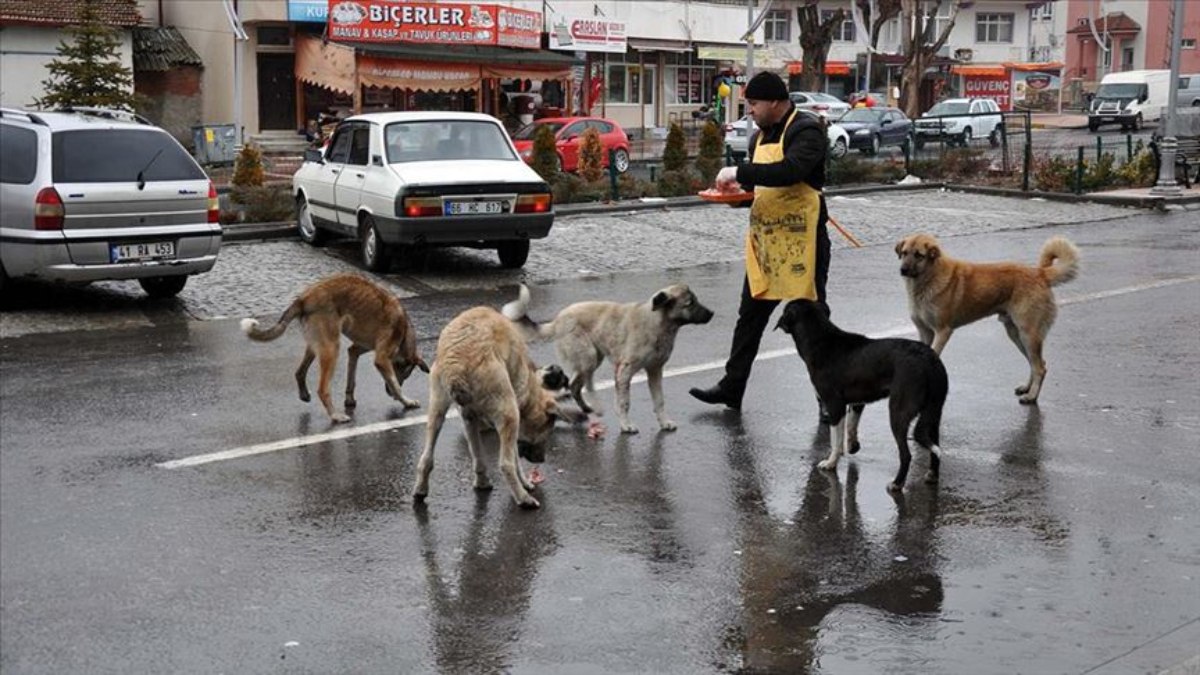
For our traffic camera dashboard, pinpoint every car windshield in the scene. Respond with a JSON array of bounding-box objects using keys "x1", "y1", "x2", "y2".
[
  {"x1": 840, "y1": 109, "x2": 883, "y2": 123},
  {"x1": 385, "y1": 120, "x2": 516, "y2": 163},
  {"x1": 511, "y1": 121, "x2": 566, "y2": 140},
  {"x1": 812, "y1": 93, "x2": 843, "y2": 103},
  {"x1": 1096, "y1": 83, "x2": 1147, "y2": 100},
  {"x1": 50, "y1": 130, "x2": 204, "y2": 183},
  {"x1": 926, "y1": 101, "x2": 970, "y2": 116}
]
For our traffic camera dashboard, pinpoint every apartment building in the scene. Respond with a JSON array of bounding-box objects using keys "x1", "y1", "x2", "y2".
[{"x1": 1064, "y1": 0, "x2": 1199, "y2": 98}]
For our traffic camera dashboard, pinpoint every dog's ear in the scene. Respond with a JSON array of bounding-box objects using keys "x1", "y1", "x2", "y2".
[
  {"x1": 651, "y1": 290, "x2": 673, "y2": 310},
  {"x1": 925, "y1": 243, "x2": 940, "y2": 260},
  {"x1": 895, "y1": 239, "x2": 907, "y2": 257},
  {"x1": 540, "y1": 364, "x2": 569, "y2": 391}
]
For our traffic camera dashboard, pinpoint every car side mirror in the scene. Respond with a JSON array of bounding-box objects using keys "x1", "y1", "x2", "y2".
[
  {"x1": 371, "y1": 154, "x2": 384, "y2": 166},
  {"x1": 1138, "y1": 94, "x2": 1148, "y2": 103},
  {"x1": 304, "y1": 148, "x2": 325, "y2": 164},
  {"x1": 881, "y1": 119, "x2": 892, "y2": 126}
]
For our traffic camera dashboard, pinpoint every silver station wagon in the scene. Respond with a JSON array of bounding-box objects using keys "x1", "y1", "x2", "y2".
[
  {"x1": 292, "y1": 111, "x2": 554, "y2": 271},
  {"x1": 0, "y1": 107, "x2": 221, "y2": 298}
]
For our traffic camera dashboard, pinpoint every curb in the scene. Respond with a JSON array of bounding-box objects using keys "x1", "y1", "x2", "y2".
[
  {"x1": 220, "y1": 181, "x2": 949, "y2": 242},
  {"x1": 942, "y1": 183, "x2": 1200, "y2": 209}
]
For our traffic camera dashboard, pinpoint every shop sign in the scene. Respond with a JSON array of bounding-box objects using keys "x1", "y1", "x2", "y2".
[
  {"x1": 964, "y1": 74, "x2": 1011, "y2": 110},
  {"x1": 1011, "y1": 69, "x2": 1062, "y2": 112},
  {"x1": 288, "y1": 0, "x2": 327, "y2": 23},
  {"x1": 326, "y1": 1, "x2": 541, "y2": 49},
  {"x1": 548, "y1": 16, "x2": 626, "y2": 53}
]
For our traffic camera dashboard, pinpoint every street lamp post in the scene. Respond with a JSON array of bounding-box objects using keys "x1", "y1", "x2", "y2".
[{"x1": 1151, "y1": 0, "x2": 1186, "y2": 196}]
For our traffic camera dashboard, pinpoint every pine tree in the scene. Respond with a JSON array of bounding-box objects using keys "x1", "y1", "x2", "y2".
[
  {"x1": 662, "y1": 123, "x2": 687, "y2": 172},
  {"x1": 577, "y1": 127, "x2": 605, "y2": 183},
  {"x1": 34, "y1": 0, "x2": 142, "y2": 112},
  {"x1": 695, "y1": 121, "x2": 725, "y2": 184},
  {"x1": 531, "y1": 124, "x2": 560, "y2": 182}
]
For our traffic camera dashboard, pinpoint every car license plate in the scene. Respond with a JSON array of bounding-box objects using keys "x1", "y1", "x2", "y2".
[
  {"x1": 1101, "y1": 117, "x2": 1115, "y2": 122},
  {"x1": 110, "y1": 241, "x2": 175, "y2": 262},
  {"x1": 445, "y1": 200, "x2": 503, "y2": 216}
]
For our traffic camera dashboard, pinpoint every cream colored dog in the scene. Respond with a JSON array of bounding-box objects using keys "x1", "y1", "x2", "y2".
[
  {"x1": 412, "y1": 306, "x2": 582, "y2": 509},
  {"x1": 502, "y1": 283, "x2": 714, "y2": 434},
  {"x1": 896, "y1": 233, "x2": 1080, "y2": 404}
]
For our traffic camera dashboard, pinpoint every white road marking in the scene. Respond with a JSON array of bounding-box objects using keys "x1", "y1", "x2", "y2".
[{"x1": 157, "y1": 275, "x2": 1199, "y2": 470}]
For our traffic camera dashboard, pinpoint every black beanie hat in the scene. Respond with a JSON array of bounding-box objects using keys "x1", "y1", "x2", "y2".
[{"x1": 743, "y1": 71, "x2": 789, "y2": 101}]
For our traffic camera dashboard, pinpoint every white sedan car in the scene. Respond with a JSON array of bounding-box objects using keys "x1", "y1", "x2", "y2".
[
  {"x1": 292, "y1": 111, "x2": 553, "y2": 270},
  {"x1": 724, "y1": 114, "x2": 850, "y2": 162}
]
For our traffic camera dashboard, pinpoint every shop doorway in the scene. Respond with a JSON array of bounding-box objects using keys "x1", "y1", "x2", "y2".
[{"x1": 257, "y1": 54, "x2": 296, "y2": 130}]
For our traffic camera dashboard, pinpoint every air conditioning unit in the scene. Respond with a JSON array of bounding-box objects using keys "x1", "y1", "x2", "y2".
[{"x1": 954, "y1": 48, "x2": 974, "y2": 61}]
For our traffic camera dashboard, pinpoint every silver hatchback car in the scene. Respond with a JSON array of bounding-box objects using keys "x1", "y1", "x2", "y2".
[{"x1": 0, "y1": 107, "x2": 221, "y2": 298}]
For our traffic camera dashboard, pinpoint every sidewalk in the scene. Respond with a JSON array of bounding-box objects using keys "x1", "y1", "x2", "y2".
[{"x1": 1029, "y1": 112, "x2": 1089, "y2": 130}]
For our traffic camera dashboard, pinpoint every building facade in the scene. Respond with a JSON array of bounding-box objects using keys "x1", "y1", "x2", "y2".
[{"x1": 0, "y1": 0, "x2": 140, "y2": 109}]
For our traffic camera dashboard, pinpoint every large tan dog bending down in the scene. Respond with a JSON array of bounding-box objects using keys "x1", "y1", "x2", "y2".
[
  {"x1": 896, "y1": 233, "x2": 1080, "y2": 404},
  {"x1": 241, "y1": 274, "x2": 428, "y2": 423},
  {"x1": 502, "y1": 283, "x2": 714, "y2": 434},
  {"x1": 413, "y1": 306, "x2": 582, "y2": 509}
]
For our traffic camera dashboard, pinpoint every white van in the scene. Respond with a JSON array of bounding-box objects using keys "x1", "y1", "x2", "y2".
[
  {"x1": 1088, "y1": 70, "x2": 1171, "y2": 132},
  {"x1": 1178, "y1": 74, "x2": 1200, "y2": 108}
]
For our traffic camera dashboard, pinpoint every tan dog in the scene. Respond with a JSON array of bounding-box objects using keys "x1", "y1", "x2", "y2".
[
  {"x1": 502, "y1": 283, "x2": 714, "y2": 434},
  {"x1": 895, "y1": 233, "x2": 1080, "y2": 404},
  {"x1": 241, "y1": 274, "x2": 428, "y2": 423},
  {"x1": 413, "y1": 306, "x2": 583, "y2": 509}
]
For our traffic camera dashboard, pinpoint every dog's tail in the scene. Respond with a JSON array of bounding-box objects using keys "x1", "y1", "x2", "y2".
[
  {"x1": 501, "y1": 284, "x2": 554, "y2": 341},
  {"x1": 913, "y1": 360, "x2": 949, "y2": 450},
  {"x1": 1039, "y1": 236, "x2": 1080, "y2": 287},
  {"x1": 241, "y1": 298, "x2": 303, "y2": 342}
]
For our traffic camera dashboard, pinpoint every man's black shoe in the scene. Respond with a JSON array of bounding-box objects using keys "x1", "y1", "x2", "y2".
[{"x1": 689, "y1": 385, "x2": 742, "y2": 410}]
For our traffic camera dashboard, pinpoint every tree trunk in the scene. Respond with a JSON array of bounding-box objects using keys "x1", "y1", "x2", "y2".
[
  {"x1": 899, "y1": 0, "x2": 960, "y2": 118},
  {"x1": 796, "y1": 3, "x2": 844, "y2": 93}
]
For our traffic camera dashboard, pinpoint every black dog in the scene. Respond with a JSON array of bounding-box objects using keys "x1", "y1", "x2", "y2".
[{"x1": 776, "y1": 300, "x2": 949, "y2": 492}]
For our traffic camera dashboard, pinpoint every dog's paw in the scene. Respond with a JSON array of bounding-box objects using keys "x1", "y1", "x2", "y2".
[
  {"x1": 923, "y1": 471, "x2": 939, "y2": 485},
  {"x1": 817, "y1": 459, "x2": 838, "y2": 471},
  {"x1": 298, "y1": 392, "x2": 311, "y2": 403},
  {"x1": 412, "y1": 492, "x2": 427, "y2": 504},
  {"x1": 401, "y1": 397, "x2": 421, "y2": 409},
  {"x1": 1018, "y1": 394, "x2": 1039, "y2": 405},
  {"x1": 1014, "y1": 384, "x2": 1031, "y2": 395},
  {"x1": 517, "y1": 495, "x2": 541, "y2": 509},
  {"x1": 848, "y1": 440, "x2": 861, "y2": 455},
  {"x1": 473, "y1": 480, "x2": 493, "y2": 492},
  {"x1": 659, "y1": 419, "x2": 678, "y2": 432},
  {"x1": 344, "y1": 398, "x2": 357, "y2": 410},
  {"x1": 620, "y1": 423, "x2": 640, "y2": 435},
  {"x1": 331, "y1": 412, "x2": 352, "y2": 424},
  {"x1": 886, "y1": 481, "x2": 904, "y2": 494}
]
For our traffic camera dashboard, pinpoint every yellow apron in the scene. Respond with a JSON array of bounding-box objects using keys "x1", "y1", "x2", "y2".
[{"x1": 745, "y1": 109, "x2": 821, "y2": 301}]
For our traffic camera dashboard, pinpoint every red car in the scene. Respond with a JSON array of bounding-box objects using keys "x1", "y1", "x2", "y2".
[{"x1": 511, "y1": 117, "x2": 631, "y2": 174}]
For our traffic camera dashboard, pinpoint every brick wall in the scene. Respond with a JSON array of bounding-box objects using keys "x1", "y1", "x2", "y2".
[{"x1": 136, "y1": 67, "x2": 203, "y2": 146}]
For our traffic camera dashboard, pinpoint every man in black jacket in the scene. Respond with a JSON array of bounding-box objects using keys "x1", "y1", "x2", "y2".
[{"x1": 690, "y1": 71, "x2": 832, "y2": 415}]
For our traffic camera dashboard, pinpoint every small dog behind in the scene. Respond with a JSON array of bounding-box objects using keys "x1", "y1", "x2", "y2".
[
  {"x1": 896, "y1": 233, "x2": 1079, "y2": 404},
  {"x1": 413, "y1": 306, "x2": 584, "y2": 509},
  {"x1": 777, "y1": 300, "x2": 949, "y2": 493},
  {"x1": 502, "y1": 283, "x2": 714, "y2": 434},
  {"x1": 241, "y1": 274, "x2": 428, "y2": 423}
]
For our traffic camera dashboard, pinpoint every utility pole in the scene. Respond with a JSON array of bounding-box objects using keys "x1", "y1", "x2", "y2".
[
  {"x1": 1151, "y1": 0, "x2": 1184, "y2": 195},
  {"x1": 746, "y1": 0, "x2": 755, "y2": 80}
]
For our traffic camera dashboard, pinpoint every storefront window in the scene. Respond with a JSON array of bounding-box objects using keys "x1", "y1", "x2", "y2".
[
  {"x1": 607, "y1": 64, "x2": 645, "y2": 104},
  {"x1": 665, "y1": 66, "x2": 713, "y2": 105}
]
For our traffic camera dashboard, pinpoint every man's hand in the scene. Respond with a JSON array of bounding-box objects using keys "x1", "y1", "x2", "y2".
[{"x1": 715, "y1": 166, "x2": 739, "y2": 191}]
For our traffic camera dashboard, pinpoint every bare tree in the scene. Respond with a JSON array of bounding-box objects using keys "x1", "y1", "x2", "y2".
[
  {"x1": 862, "y1": 0, "x2": 903, "y2": 54},
  {"x1": 795, "y1": 1, "x2": 845, "y2": 92},
  {"x1": 898, "y1": 0, "x2": 962, "y2": 118}
]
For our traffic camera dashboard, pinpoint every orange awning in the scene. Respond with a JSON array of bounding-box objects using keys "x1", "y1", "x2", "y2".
[
  {"x1": 951, "y1": 65, "x2": 1007, "y2": 77},
  {"x1": 357, "y1": 55, "x2": 482, "y2": 92},
  {"x1": 1004, "y1": 61, "x2": 1065, "y2": 72},
  {"x1": 295, "y1": 33, "x2": 356, "y2": 95},
  {"x1": 786, "y1": 61, "x2": 852, "y2": 76}
]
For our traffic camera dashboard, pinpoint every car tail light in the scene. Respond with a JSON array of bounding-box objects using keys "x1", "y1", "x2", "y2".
[
  {"x1": 722, "y1": 123, "x2": 734, "y2": 133},
  {"x1": 207, "y1": 181, "x2": 220, "y2": 224},
  {"x1": 515, "y1": 193, "x2": 551, "y2": 213},
  {"x1": 34, "y1": 187, "x2": 64, "y2": 230},
  {"x1": 403, "y1": 196, "x2": 442, "y2": 218}
]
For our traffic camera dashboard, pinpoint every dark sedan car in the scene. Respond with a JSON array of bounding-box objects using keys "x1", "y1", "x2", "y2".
[{"x1": 838, "y1": 107, "x2": 912, "y2": 155}]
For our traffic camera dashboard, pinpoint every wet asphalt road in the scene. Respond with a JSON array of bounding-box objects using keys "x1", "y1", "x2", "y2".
[{"x1": 1, "y1": 202, "x2": 1199, "y2": 674}]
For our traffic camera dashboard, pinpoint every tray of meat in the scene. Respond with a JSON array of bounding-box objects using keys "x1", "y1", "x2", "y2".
[{"x1": 698, "y1": 187, "x2": 755, "y2": 204}]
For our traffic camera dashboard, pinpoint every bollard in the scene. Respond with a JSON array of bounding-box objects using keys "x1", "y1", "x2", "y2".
[
  {"x1": 1022, "y1": 111, "x2": 1033, "y2": 192},
  {"x1": 724, "y1": 144, "x2": 734, "y2": 167},
  {"x1": 1096, "y1": 135, "x2": 1102, "y2": 162},
  {"x1": 1127, "y1": 133, "x2": 1133, "y2": 162},
  {"x1": 649, "y1": 164, "x2": 658, "y2": 183},
  {"x1": 904, "y1": 129, "x2": 913, "y2": 174},
  {"x1": 1075, "y1": 146, "x2": 1085, "y2": 195},
  {"x1": 1000, "y1": 120, "x2": 1010, "y2": 174},
  {"x1": 608, "y1": 148, "x2": 619, "y2": 201}
]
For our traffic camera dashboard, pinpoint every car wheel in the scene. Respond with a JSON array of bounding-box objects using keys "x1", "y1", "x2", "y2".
[
  {"x1": 612, "y1": 148, "x2": 630, "y2": 174},
  {"x1": 139, "y1": 275, "x2": 187, "y2": 299},
  {"x1": 1088, "y1": 120, "x2": 1100, "y2": 132},
  {"x1": 497, "y1": 240, "x2": 530, "y2": 269},
  {"x1": 959, "y1": 127, "x2": 972, "y2": 147},
  {"x1": 360, "y1": 215, "x2": 390, "y2": 272},
  {"x1": 988, "y1": 127, "x2": 1001, "y2": 148},
  {"x1": 869, "y1": 135, "x2": 880, "y2": 155},
  {"x1": 1132, "y1": 114, "x2": 1143, "y2": 132},
  {"x1": 554, "y1": 154, "x2": 564, "y2": 173},
  {"x1": 296, "y1": 196, "x2": 325, "y2": 246},
  {"x1": 831, "y1": 137, "x2": 847, "y2": 158},
  {"x1": 0, "y1": 263, "x2": 8, "y2": 297}
]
